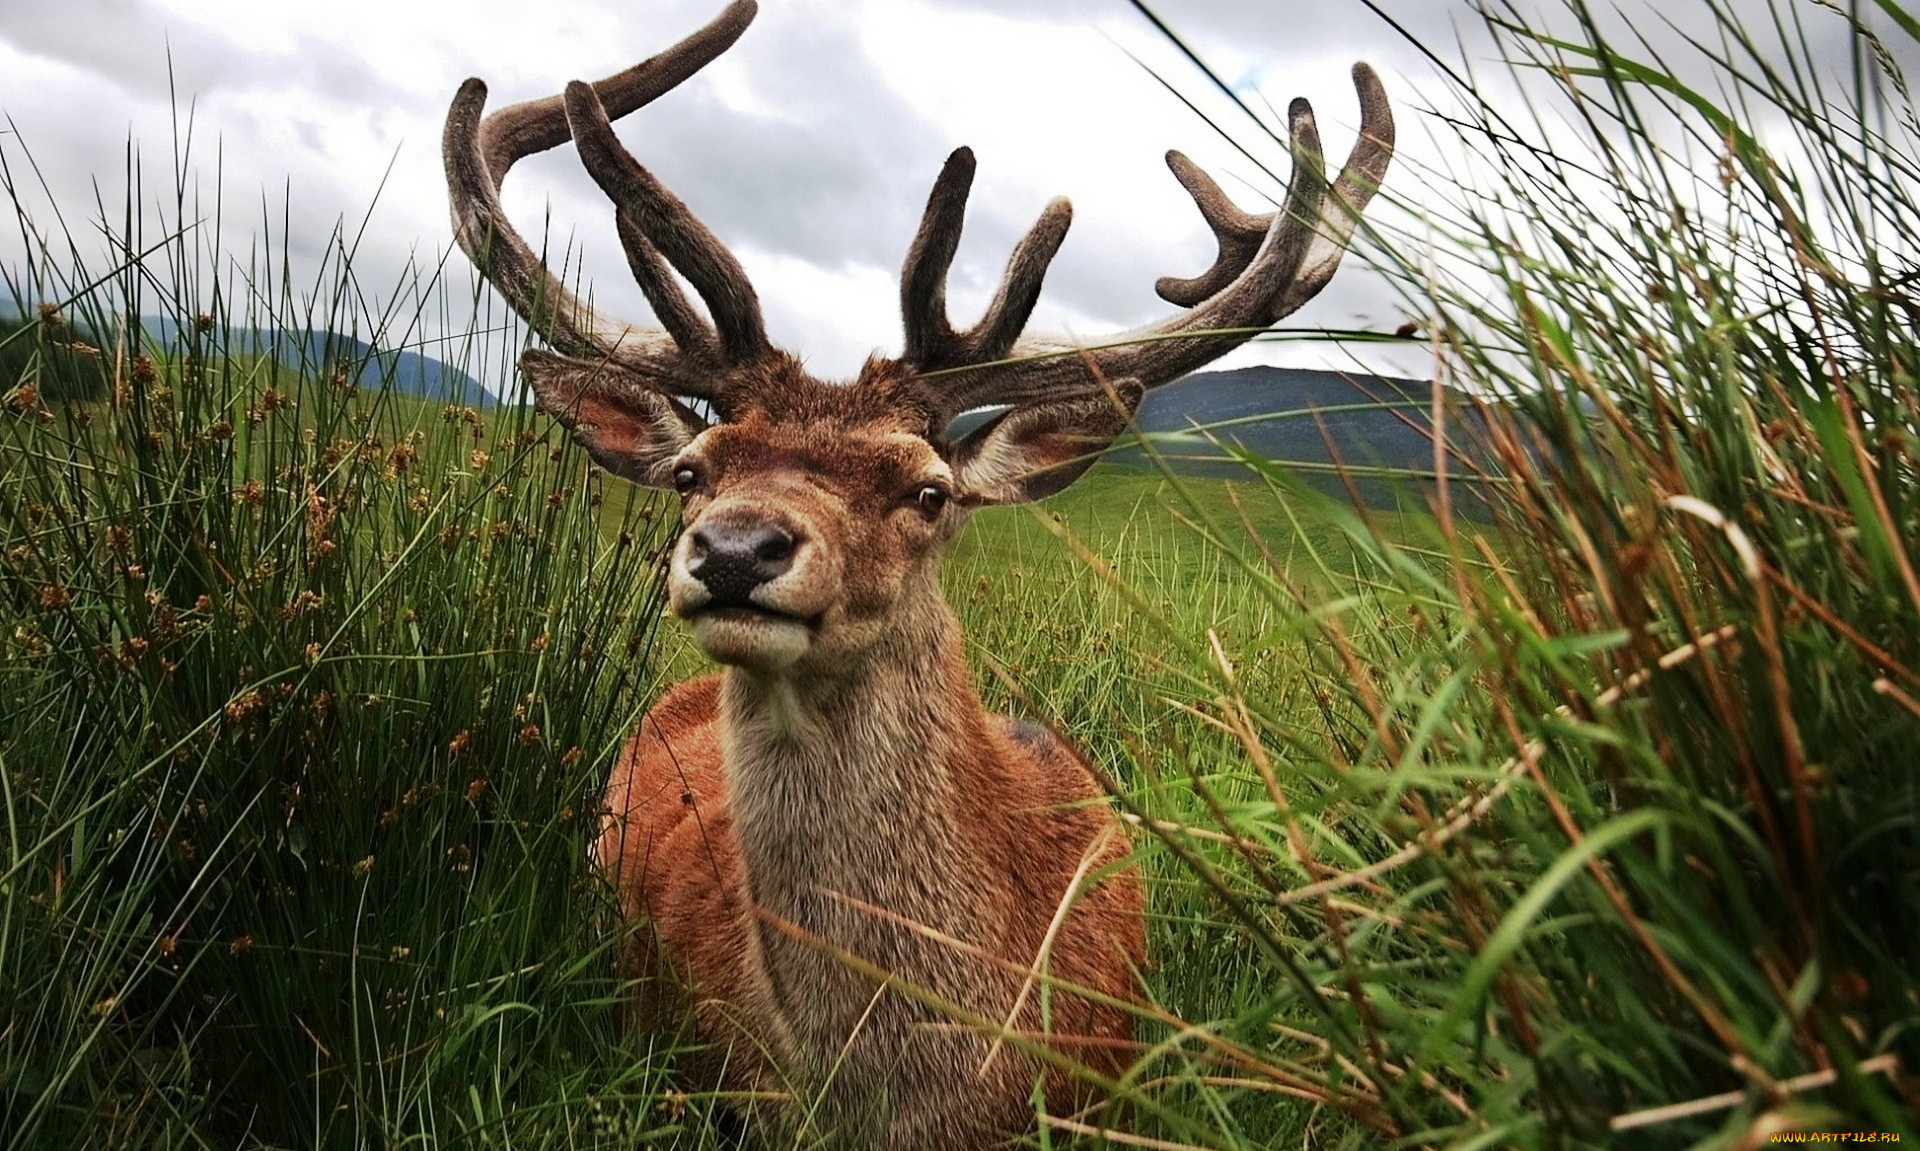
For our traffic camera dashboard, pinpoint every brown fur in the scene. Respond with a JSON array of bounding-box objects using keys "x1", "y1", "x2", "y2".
[
  {"x1": 599, "y1": 672, "x2": 1144, "y2": 1146},
  {"x1": 589, "y1": 379, "x2": 1146, "y2": 1149}
]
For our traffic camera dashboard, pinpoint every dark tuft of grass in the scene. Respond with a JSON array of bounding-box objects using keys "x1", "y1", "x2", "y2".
[
  {"x1": 1074, "y1": 0, "x2": 1920, "y2": 1144},
  {"x1": 0, "y1": 124, "x2": 704, "y2": 1147}
]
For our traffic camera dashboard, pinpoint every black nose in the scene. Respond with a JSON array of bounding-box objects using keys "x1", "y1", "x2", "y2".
[{"x1": 687, "y1": 522, "x2": 799, "y2": 607}]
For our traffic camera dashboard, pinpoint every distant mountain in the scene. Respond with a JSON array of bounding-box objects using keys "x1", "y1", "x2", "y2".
[
  {"x1": 131, "y1": 316, "x2": 497, "y2": 408},
  {"x1": 956, "y1": 366, "x2": 1501, "y2": 513},
  {"x1": 0, "y1": 304, "x2": 495, "y2": 408},
  {"x1": 11, "y1": 299, "x2": 1494, "y2": 512},
  {"x1": 1124, "y1": 367, "x2": 1501, "y2": 513}
]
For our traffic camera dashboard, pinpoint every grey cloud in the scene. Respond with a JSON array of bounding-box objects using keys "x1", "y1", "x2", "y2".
[
  {"x1": 631, "y1": 85, "x2": 944, "y2": 270},
  {"x1": 934, "y1": 0, "x2": 1459, "y2": 69},
  {"x1": 473, "y1": 2, "x2": 1149, "y2": 336},
  {"x1": 0, "y1": 0, "x2": 408, "y2": 110},
  {"x1": 0, "y1": 0, "x2": 236, "y2": 98},
  {"x1": 945, "y1": 0, "x2": 1920, "y2": 121},
  {"x1": 478, "y1": 1, "x2": 949, "y2": 270},
  {"x1": 296, "y1": 50, "x2": 415, "y2": 128},
  {"x1": 487, "y1": 105, "x2": 938, "y2": 313}
]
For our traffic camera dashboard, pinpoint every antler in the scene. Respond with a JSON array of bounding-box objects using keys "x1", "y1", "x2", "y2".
[
  {"x1": 443, "y1": 0, "x2": 766, "y2": 404},
  {"x1": 901, "y1": 147, "x2": 1074, "y2": 371},
  {"x1": 902, "y1": 63, "x2": 1394, "y2": 424}
]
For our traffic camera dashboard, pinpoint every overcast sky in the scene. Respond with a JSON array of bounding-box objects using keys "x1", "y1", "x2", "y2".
[{"x1": 0, "y1": 0, "x2": 1906, "y2": 391}]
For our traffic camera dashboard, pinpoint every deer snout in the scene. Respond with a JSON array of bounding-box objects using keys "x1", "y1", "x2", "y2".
[{"x1": 687, "y1": 521, "x2": 801, "y2": 607}]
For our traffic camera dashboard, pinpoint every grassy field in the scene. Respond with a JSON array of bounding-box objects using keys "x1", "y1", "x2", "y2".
[
  {"x1": 6, "y1": 0, "x2": 1920, "y2": 1146},
  {"x1": 0, "y1": 355, "x2": 1387, "y2": 1148}
]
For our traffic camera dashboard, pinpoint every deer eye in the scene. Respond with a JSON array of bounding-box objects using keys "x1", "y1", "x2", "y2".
[
  {"x1": 672, "y1": 465, "x2": 701, "y2": 495},
  {"x1": 914, "y1": 484, "x2": 949, "y2": 517}
]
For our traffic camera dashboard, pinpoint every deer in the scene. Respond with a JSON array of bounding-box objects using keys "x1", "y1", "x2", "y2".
[{"x1": 443, "y1": 3, "x2": 1392, "y2": 1147}]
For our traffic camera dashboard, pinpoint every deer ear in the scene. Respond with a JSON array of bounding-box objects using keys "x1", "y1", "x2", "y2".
[
  {"x1": 522, "y1": 349, "x2": 705, "y2": 487},
  {"x1": 950, "y1": 379, "x2": 1142, "y2": 505}
]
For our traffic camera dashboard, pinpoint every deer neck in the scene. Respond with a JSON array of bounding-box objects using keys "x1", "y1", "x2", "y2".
[{"x1": 716, "y1": 590, "x2": 994, "y2": 942}]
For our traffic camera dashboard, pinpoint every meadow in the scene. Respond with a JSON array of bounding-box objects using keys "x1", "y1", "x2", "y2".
[{"x1": 4, "y1": 0, "x2": 1919, "y2": 1147}]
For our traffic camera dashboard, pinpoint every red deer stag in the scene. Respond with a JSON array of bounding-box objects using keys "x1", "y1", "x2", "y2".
[{"x1": 444, "y1": 3, "x2": 1392, "y2": 1146}]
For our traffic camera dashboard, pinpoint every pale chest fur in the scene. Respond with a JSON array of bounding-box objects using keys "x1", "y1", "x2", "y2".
[{"x1": 718, "y1": 666, "x2": 1021, "y2": 1080}]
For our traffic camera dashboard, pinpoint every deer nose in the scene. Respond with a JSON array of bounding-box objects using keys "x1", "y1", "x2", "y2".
[{"x1": 687, "y1": 522, "x2": 799, "y2": 606}]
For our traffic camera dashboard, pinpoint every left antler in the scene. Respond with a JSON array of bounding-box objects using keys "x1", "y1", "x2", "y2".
[{"x1": 443, "y1": 0, "x2": 769, "y2": 410}]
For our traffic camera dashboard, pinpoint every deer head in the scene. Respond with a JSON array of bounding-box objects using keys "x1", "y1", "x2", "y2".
[{"x1": 444, "y1": 0, "x2": 1393, "y2": 676}]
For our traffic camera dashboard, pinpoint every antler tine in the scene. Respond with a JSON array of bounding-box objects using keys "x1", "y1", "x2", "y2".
[
  {"x1": 444, "y1": 0, "x2": 758, "y2": 398},
  {"x1": 447, "y1": 82, "x2": 644, "y2": 368},
  {"x1": 926, "y1": 104, "x2": 1326, "y2": 419},
  {"x1": 901, "y1": 148, "x2": 973, "y2": 367},
  {"x1": 1155, "y1": 66, "x2": 1393, "y2": 311},
  {"x1": 973, "y1": 199, "x2": 1073, "y2": 363},
  {"x1": 901, "y1": 147, "x2": 1074, "y2": 372},
  {"x1": 613, "y1": 212, "x2": 725, "y2": 366},
  {"x1": 1155, "y1": 64, "x2": 1396, "y2": 315},
  {"x1": 563, "y1": 80, "x2": 772, "y2": 372},
  {"x1": 474, "y1": 1, "x2": 758, "y2": 193},
  {"x1": 1154, "y1": 153, "x2": 1270, "y2": 308},
  {"x1": 1274, "y1": 62, "x2": 1394, "y2": 316},
  {"x1": 924, "y1": 63, "x2": 1394, "y2": 423}
]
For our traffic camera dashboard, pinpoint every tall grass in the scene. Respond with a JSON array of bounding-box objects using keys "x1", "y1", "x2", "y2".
[
  {"x1": 0, "y1": 128, "x2": 703, "y2": 1146},
  {"x1": 1064, "y1": 0, "x2": 1920, "y2": 1144}
]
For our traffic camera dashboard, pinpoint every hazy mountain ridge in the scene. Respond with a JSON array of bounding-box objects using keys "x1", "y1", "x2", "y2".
[
  {"x1": 135, "y1": 316, "x2": 497, "y2": 409},
  {"x1": 949, "y1": 366, "x2": 1497, "y2": 512},
  {"x1": 10, "y1": 304, "x2": 1484, "y2": 511},
  {"x1": 1114, "y1": 366, "x2": 1497, "y2": 510},
  {"x1": 3, "y1": 304, "x2": 495, "y2": 408}
]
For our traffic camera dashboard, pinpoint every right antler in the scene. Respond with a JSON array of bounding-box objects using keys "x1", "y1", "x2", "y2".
[
  {"x1": 900, "y1": 64, "x2": 1395, "y2": 424},
  {"x1": 443, "y1": 0, "x2": 767, "y2": 407}
]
